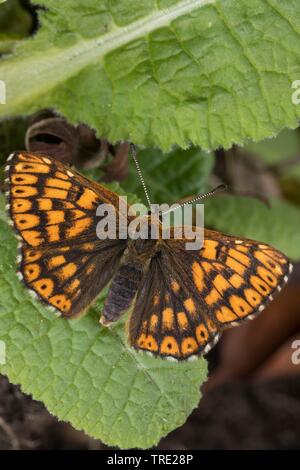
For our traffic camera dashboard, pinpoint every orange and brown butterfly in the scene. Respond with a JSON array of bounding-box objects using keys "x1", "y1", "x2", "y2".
[{"x1": 4, "y1": 151, "x2": 293, "y2": 361}]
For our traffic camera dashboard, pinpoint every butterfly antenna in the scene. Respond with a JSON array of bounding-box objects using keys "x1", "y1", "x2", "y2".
[
  {"x1": 162, "y1": 184, "x2": 227, "y2": 215},
  {"x1": 130, "y1": 143, "x2": 152, "y2": 208}
]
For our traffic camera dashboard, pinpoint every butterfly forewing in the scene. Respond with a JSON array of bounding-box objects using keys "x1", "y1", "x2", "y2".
[{"x1": 5, "y1": 151, "x2": 129, "y2": 316}]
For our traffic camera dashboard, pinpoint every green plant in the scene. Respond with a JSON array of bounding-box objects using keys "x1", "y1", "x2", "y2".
[{"x1": 0, "y1": 0, "x2": 300, "y2": 449}]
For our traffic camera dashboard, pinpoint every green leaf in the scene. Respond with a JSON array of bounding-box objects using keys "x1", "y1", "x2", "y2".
[
  {"x1": 122, "y1": 146, "x2": 214, "y2": 203},
  {"x1": 0, "y1": 0, "x2": 32, "y2": 38},
  {"x1": 204, "y1": 195, "x2": 300, "y2": 260},
  {"x1": 0, "y1": 193, "x2": 207, "y2": 449},
  {"x1": 246, "y1": 128, "x2": 300, "y2": 166},
  {"x1": 1, "y1": 0, "x2": 300, "y2": 150},
  {"x1": 246, "y1": 128, "x2": 300, "y2": 181}
]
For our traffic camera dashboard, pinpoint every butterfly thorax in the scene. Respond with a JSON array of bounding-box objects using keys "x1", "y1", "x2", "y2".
[{"x1": 100, "y1": 217, "x2": 162, "y2": 326}]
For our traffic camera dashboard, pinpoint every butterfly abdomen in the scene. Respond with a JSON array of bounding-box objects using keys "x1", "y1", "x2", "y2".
[{"x1": 101, "y1": 263, "x2": 144, "y2": 325}]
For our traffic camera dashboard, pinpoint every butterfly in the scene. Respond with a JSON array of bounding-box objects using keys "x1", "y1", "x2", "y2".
[{"x1": 4, "y1": 151, "x2": 293, "y2": 361}]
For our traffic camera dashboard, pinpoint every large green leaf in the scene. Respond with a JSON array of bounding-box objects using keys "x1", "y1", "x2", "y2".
[
  {"x1": 204, "y1": 195, "x2": 300, "y2": 260},
  {"x1": 0, "y1": 194, "x2": 207, "y2": 449},
  {"x1": 1, "y1": 0, "x2": 300, "y2": 150}
]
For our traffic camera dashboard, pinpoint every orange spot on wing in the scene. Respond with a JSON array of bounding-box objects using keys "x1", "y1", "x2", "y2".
[
  {"x1": 49, "y1": 294, "x2": 71, "y2": 313},
  {"x1": 66, "y1": 218, "x2": 92, "y2": 238},
  {"x1": 22, "y1": 230, "x2": 44, "y2": 247},
  {"x1": 46, "y1": 225, "x2": 60, "y2": 242},
  {"x1": 235, "y1": 244, "x2": 249, "y2": 253},
  {"x1": 86, "y1": 264, "x2": 96, "y2": 275},
  {"x1": 150, "y1": 314, "x2": 159, "y2": 332},
  {"x1": 38, "y1": 198, "x2": 53, "y2": 210},
  {"x1": 23, "y1": 263, "x2": 41, "y2": 282},
  {"x1": 137, "y1": 333, "x2": 158, "y2": 352},
  {"x1": 56, "y1": 263, "x2": 77, "y2": 280},
  {"x1": 12, "y1": 186, "x2": 37, "y2": 198},
  {"x1": 81, "y1": 243, "x2": 95, "y2": 251},
  {"x1": 11, "y1": 174, "x2": 38, "y2": 185},
  {"x1": 257, "y1": 266, "x2": 277, "y2": 287},
  {"x1": 162, "y1": 308, "x2": 174, "y2": 330},
  {"x1": 66, "y1": 279, "x2": 80, "y2": 293},
  {"x1": 177, "y1": 312, "x2": 189, "y2": 329},
  {"x1": 57, "y1": 246, "x2": 70, "y2": 252},
  {"x1": 47, "y1": 255, "x2": 66, "y2": 269},
  {"x1": 254, "y1": 251, "x2": 282, "y2": 274},
  {"x1": 216, "y1": 306, "x2": 237, "y2": 323},
  {"x1": 184, "y1": 298, "x2": 196, "y2": 315},
  {"x1": 15, "y1": 162, "x2": 49, "y2": 173},
  {"x1": 226, "y1": 256, "x2": 246, "y2": 275},
  {"x1": 76, "y1": 189, "x2": 99, "y2": 209},
  {"x1": 201, "y1": 240, "x2": 219, "y2": 260},
  {"x1": 55, "y1": 171, "x2": 69, "y2": 180},
  {"x1": 250, "y1": 275, "x2": 272, "y2": 295},
  {"x1": 196, "y1": 324, "x2": 209, "y2": 344},
  {"x1": 46, "y1": 178, "x2": 72, "y2": 190},
  {"x1": 263, "y1": 249, "x2": 287, "y2": 265},
  {"x1": 12, "y1": 199, "x2": 32, "y2": 213},
  {"x1": 24, "y1": 250, "x2": 42, "y2": 263},
  {"x1": 244, "y1": 288, "x2": 262, "y2": 307},
  {"x1": 181, "y1": 337, "x2": 198, "y2": 356},
  {"x1": 205, "y1": 288, "x2": 221, "y2": 306},
  {"x1": 70, "y1": 210, "x2": 86, "y2": 220},
  {"x1": 61, "y1": 201, "x2": 76, "y2": 209},
  {"x1": 18, "y1": 154, "x2": 42, "y2": 163},
  {"x1": 33, "y1": 278, "x2": 54, "y2": 298},
  {"x1": 201, "y1": 261, "x2": 214, "y2": 274},
  {"x1": 15, "y1": 214, "x2": 40, "y2": 230},
  {"x1": 229, "y1": 295, "x2": 252, "y2": 318},
  {"x1": 229, "y1": 273, "x2": 244, "y2": 288},
  {"x1": 192, "y1": 262, "x2": 205, "y2": 292},
  {"x1": 171, "y1": 280, "x2": 180, "y2": 293},
  {"x1": 46, "y1": 210, "x2": 65, "y2": 225},
  {"x1": 160, "y1": 336, "x2": 180, "y2": 357},
  {"x1": 44, "y1": 187, "x2": 68, "y2": 200},
  {"x1": 228, "y1": 248, "x2": 250, "y2": 267},
  {"x1": 213, "y1": 274, "x2": 231, "y2": 295}
]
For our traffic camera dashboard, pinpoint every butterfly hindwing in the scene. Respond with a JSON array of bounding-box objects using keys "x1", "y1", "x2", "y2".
[
  {"x1": 128, "y1": 255, "x2": 220, "y2": 360},
  {"x1": 128, "y1": 229, "x2": 292, "y2": 360},
  {"x1": 5, "y1": 152, "x2": 129, "y2": 316},
  {"x1": 20, "y1": 240, "x2": 126, "y2": 316}
]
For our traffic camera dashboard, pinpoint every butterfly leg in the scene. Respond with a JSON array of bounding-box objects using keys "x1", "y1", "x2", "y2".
[{"x1": 100, "y1": 262, "x2": 144, "y2": 326}]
